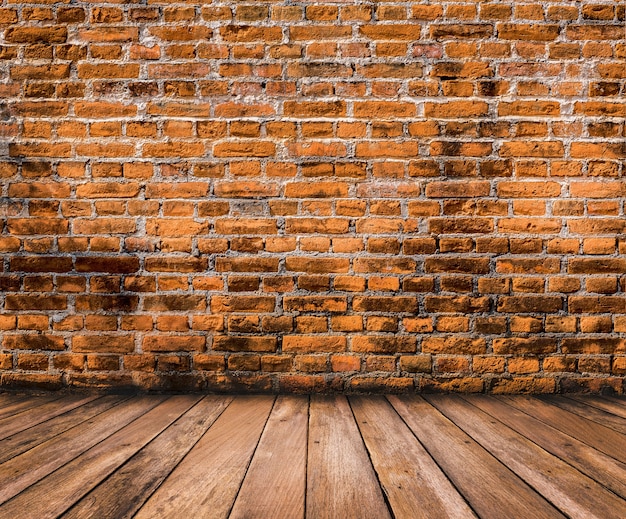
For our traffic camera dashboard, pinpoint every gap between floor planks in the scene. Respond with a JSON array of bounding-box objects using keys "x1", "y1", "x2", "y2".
[{"x1": 0, "y1": 394, "x2": 625, "y2": 519}]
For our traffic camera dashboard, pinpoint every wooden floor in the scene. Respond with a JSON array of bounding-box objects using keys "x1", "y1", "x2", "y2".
[{"x1": 0, "y1": 394, "x2": 625, "y2": 519}]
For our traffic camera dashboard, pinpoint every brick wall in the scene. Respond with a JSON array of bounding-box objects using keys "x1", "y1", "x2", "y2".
[{"x1": 1, "y1": 1, "x2": 625, "y2": 393}]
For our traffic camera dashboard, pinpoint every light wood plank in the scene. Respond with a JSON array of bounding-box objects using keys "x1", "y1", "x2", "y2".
[
  {"x1": 0, "y1": 395, "x2": 164, "y2": 504},
  {"x1": 0, "y1": 395, "x2": 127, "y2": 464},
  {"x1": 230, "y1": 396, "x2": 308, "y2": 519},
  {"x1": 61, "y1": 396, "x2": 232, "y2": 519},
  {"x1": 502, "y1": 396, "x2": 626, "y2": 464},
  {"x1": 389, "y1": 395, "x2": 564, "y2": 519},
  {"x1": 0, "y1": 394, "x2": 60, "y2": 420},
  {"x1": 426, "y1": 395, "x2": 626, "y2": 519},
  {"x1": 569, "y1": 395, "x2": 626, "y2": 420},
  {"x1": 0, "y1": 396, "x2": 201, "y2": 519},
  {"x1": 468, "y1": 396, "x2": 626, "y2": 499},
  {"x1": 134, "y1": 395, "x2": 274, "y2": 519},
  {"x1": 351, "y1": 396, "x2": 476, "y2": 519},
  {"x1": 306, "y1": 395, "x2": 391, "y2": 519},
  {"x1": 544, "y1": 396, "x2": 626, "y2": 435},
  {"x1": 0, "y1": 394, "x2": 99, "y2": 440}
]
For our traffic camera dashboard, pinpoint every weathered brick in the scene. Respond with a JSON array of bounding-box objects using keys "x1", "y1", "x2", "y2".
[
  {"x1": 352, "y1": 336, "x2": 416, "y2": 353},
  {"x1": 4, "y1": 334, "x2": 65, "y2": 351},
  {"x1": 213, "y1": 336, "x2": 277, "y2": 352},
  {"x1": 73, "y1": 335, "x2": 134, "y2": 353},
  {"x1": 423, "y1": 337, "x2": 486, "y2": 355},
  {"x1": 5, "y1": 26, "x2": 67, "y2": 43},
  {"x1": 497, "y1": 296, "x2": 563, "y2": 313},
  {"x1": 0, "y1": 0, "x2": 623, "y2": 394},
  {"x1": 283, "y1": 336, "x2": 346, "y2": 353}
]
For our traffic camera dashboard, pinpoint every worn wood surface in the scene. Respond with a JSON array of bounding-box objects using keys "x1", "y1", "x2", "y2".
[
  {"x1": 467, "y1": 395, "x2": 626, "y2": 499},
  {"x1": 230, "y1": 395, "x2": 308, "y2": 519},
  {"x1": 62, "y1": 396, "x2": 232, "y2": 519},
  {"x1": 544, "y1": 396, "x2": 626, "y2": 435},
  {"x1": 0, "y1": 395, "x2": 127, "y2": 464},
  {"x1": 0, "y1": 396, "x2": 201, "y2": 519},
  {"x1": 352, "y1": 396, "x2": 476, "y2": 519},
  {"x1": 389, "y1": 395, "x2": 564, "y2": 519},
  {"x1": 0, "y1": 393, "x2": 625, "y2": 518},
  {"x1": 427, "y1": 394, "x2": 626, "y2": 519},
  {"x1": 0, "y1": 395, "x2": 165, "y2": 504},
  {"x1": 134, "y1": 395, "x2": 274, "y2": 519},
  {"x1": 501, "y1": 395, "x2": 626, "y2": 464},
  {"x1": 0, "y1": 394, "x2": 99, "y2": 440},
  {"x1": 568, "y1": 395, "x2": 626, "y2": 420},
  {"x1": 307, "y1": 395, "x2": 390, "y2": 519},
  {"x1": 0, "y1": 394, "x2": 60, "y2": 420}
]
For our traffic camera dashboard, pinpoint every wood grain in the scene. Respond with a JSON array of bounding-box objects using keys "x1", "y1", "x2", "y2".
[
  {"x1": 427, "y1": 394, "x2": 626, "y2": 519},
  {"x1": 543, "y1": 396, "x2": 626, "y2": 435},
  {"x1": 134, "y1": 395, "x2": 274, "y2": 519},
  {"x1": 389, "y1": 395, "x2": 564, "y2": 519},
  {"x1": 0, "y1": 396, "x2": 201, "y2": 519},
  {"x1": 0, "y1": 394, "x2": 624, "y2": 519},
  {"x1": 306, "y1": 395, "x2": 391, "y2": 519},
  {"x1": 568, "y1": 395, "x2": 626, "y2": 420},
  {"x1": 61, "y1": 396, "x2": 232, "y2": 519},
  {"x1": 0, "y1": 394, "x2": 99, "y2": 440},
  {"x1": 468, "y1": 395, "x2": 626, "y2": 499},
  {"x1": 352, "y1": 396, "x2": 476, "y2": 519},
  {"x1": 0, "y1": 395, "x2": 60, "y2": 420},
  {"x1": 502, "y1": 395, "x2": 626, "y2": 464},
  {"x1": 0, "y1": 395, "x2": 164, "y2": 504},
  {"x1": 230, "y1": 395, "x2": 308, "y2": 519},
  {"x1": 0, "y1": 395, "x2": 127, "y2": 464}
]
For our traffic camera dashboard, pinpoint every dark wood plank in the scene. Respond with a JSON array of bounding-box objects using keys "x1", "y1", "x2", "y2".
[
  {"x1": 0, "y1": 395, "x2": 127, "y2": 464},
  {"x1": 0, "y1": 395, "x2": 201, "y2": 519},
  {"x1": 0, "y1": 394, "x2": 60, "y2": 420},
  {"x1": 306, "y1": 395, "x2": 391, "y2": 519},
  {"x1": 352, "y1": 396, "x2": 476, "y2": 519},
  {"x1": 543, "y1": 396, "x2": 626, "y2": 435},
  {"x1": 230, "y1": 396, "x2": 308, "y2": 519},
  {"x1": 0, "y1": 395, "x2": 165, "y2": 504},
  {"x1": 467, "y1": 395, "x2": 626, "y2": 499},
  {"x1": 60, "y1": 396, "x2": 232, "y2": 519},
  {"x1": 427, "y1": 395, "x2": 626, "y2": 519},
  {"x1": 0, "y1": 394, "x2": 27, "y2": 408},
  {"x1": 389, "y1": 395, "x2": 564, "y2": 519},
  {"x1": 0, "y1": 394, "x2": 99, "y2": 440},
  {"x1": 502, "y1": 396, "x2": 626, "y2": 464},
  {"x1": 569, "y1": 395, "x2": 626, "y2": 420},
  {"x1": 134, "y1": 395, "x2": 274, "y2": 519}
]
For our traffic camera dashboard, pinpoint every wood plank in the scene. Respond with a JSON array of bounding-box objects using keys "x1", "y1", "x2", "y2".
[
  {"x1": 0, "y1": 394, "x2": 60, "y2": 420},
  {"x1": 0, "y1": 395, "x2": 165, "y2": 504},
  {"x1": 351, "y1": 396, "x2": 476, "y2": 519},
  {"x1": 426, "y1": 395, "x2": 626, "y2": 519},
  {"x1": 229, "y1": 396, "x2": 308, "y2": 519},
  {"x1": 569, "y1": 395, "x2": 626, "y2": 420},
  {"x1": 467, "y1": 395, "x2": 626, "y2": 499},
  {"x1": 0, "y1": 394, "x2": 100, "y2": 440},
  {"x1": 134, "y1": 395, "x2": 274, "y2": 519},
  {"x1": 306, "y1": 395, "x2": 391, "y2": 519},
  {"x1": 0, "y1": 395, "x2": 202, "y2": 519},
  {"x1": 543, "y1": 396, "x2": 626, "y2": 435},
  {"x1": 0, "y1": 393, "x2": 27, "y2": 408},
  {"x1": 60, "y1": 396, "x2": 232, "y2": 519},
  {"x1": 0, "y1": 395, "x2": 127, "y2": 464},
  {"x1": 389, "y1": 395, "x2": 564, "y2": 519},
  {"x1": 502, "y1": 396, "x2": 626, "y2": 464},
  {"x1": 0, "y1": 396, "x2": 33, "y2": 419}
]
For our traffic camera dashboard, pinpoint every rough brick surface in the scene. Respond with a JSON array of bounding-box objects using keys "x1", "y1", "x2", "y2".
[{"x1": 1, "y1": 0, "x2": 625, "y2": 393}]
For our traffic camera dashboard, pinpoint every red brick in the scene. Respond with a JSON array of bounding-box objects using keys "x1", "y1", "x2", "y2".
[{"x1": 143, "y1": 336, "x2": 205, "y2": 352}]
